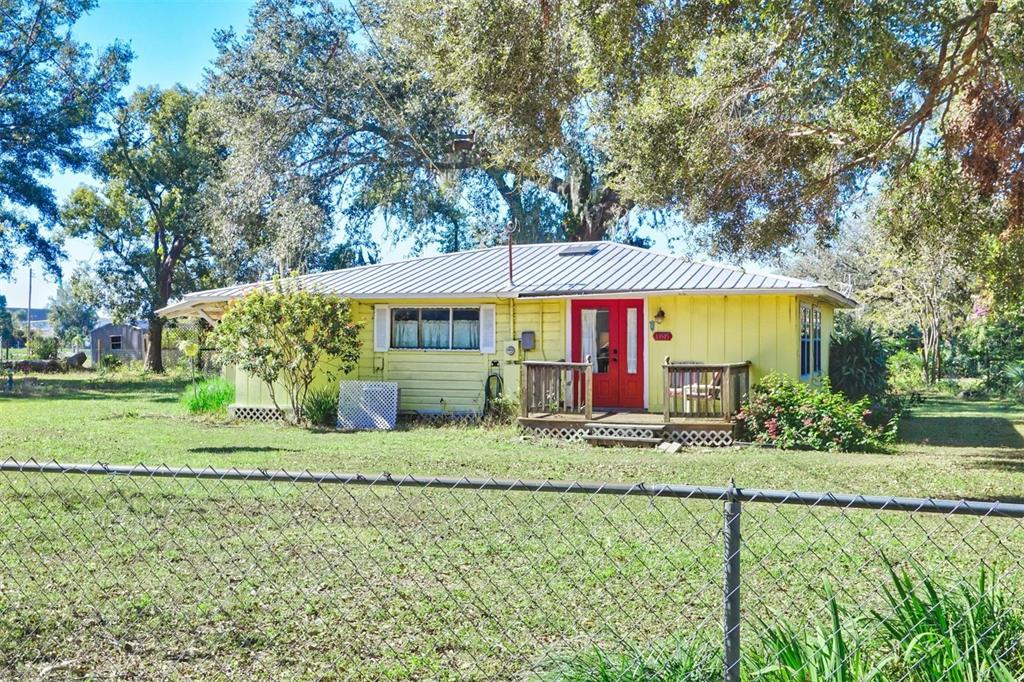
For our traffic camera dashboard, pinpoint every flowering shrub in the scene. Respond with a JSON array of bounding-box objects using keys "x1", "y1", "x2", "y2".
[{"x1": 737, "y1": 373, "x2": 897, "y2": 453}]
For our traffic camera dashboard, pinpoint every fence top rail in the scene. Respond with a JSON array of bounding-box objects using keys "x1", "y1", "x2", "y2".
[{"x1": 3, "y1": 459, "x2": 1024, "y2": 519}]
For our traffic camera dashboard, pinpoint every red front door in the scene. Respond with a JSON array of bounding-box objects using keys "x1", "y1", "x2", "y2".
[{"x1": 571, "y1": 299, "x2": 645, "y2": 409}]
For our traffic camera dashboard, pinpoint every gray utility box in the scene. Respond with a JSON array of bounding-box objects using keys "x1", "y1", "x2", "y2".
[{"x1": 336, "y1": 381, "x2": 399, "y2": 430}]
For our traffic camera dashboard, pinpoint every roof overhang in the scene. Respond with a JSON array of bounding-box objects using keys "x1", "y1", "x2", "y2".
[
  {"x1": 157, "y1": 285, "x2": 856, "y2": 320},
  {"x1": 518, "y1": 286, "x2": 857, "y2": 308}
]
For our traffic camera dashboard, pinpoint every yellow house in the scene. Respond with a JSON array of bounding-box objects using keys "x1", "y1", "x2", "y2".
[{"x1": 159, "y1": 242, "x2": 854, "y2": 444}]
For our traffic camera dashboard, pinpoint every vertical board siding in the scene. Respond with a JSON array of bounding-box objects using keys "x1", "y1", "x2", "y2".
[
  {"x1": 231, "y1": 293, "x2": 832, "y2": 416},
  {"x1": 647, "y1": 294, "x2": 827, "y2": 412}
]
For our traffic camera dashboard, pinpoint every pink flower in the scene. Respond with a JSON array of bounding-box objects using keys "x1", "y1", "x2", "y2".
[
  {"x1": 766, "y1": 418, "x2": 780, "y2": 437},
  {"x1": 803, "y1": 418, "x2": 814, "y2": 427}
]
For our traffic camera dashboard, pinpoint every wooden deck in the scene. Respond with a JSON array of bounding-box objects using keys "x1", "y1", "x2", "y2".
[
  {"x1": 518, "y1": 410, "x2": 738, "y2": 447},
  {"x1": 518, "y1": 410, "x2": 732, "y2": 428}
]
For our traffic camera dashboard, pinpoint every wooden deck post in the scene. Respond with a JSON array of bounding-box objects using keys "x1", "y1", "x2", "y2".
[
  {"x1": 520, "y1": 362, "x2": 529, "y2": 418},
  {"x1": 662, "y1": 356, "x2": 671, "y2": 423},
  {"x1": 584, "y1": 355, "x2": 593, "y2": 421},
  {"x1": 722, "y1": 365, "x2": 733, "y2": 419}
]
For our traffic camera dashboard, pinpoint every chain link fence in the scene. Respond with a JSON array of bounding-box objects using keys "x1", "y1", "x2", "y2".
[{"x1": 2, "y1": 460, "x2": 1023, "y2": 679}]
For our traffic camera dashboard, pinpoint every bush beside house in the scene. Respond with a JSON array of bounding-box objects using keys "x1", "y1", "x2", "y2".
[
  {"x1": 212, "y1": 280, "x2": 362, "y2": 425},
  {"x1": 738, "y1": 373, "x2": 897, "y2": 453}
]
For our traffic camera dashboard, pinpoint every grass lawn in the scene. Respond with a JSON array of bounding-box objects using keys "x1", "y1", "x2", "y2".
[
  {"x1": 2, "y1": 372, "x2": 1024, "y2": 499},
  {"x1": 2, "y1": 373, "x2": 1024, "y2": 679}
]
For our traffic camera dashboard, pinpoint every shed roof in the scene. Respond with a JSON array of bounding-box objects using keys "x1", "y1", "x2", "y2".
[{"x1": 158, "y1": 242, "x2": 855, "y2": 318}]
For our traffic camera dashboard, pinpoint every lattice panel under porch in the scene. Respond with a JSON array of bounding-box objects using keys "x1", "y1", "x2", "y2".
[
  {"x1": 521, "y1": 426, "x2": 588, "y2": 442},
  {"x1": 229, "y1": 406, "x2": 285, "y2": 423},
  {"x1": 587, "y1": 425, "x2": 660, "y2": 440},
  {"x1": 664, "y1": 429, "x2": 735, "y2": 447}
]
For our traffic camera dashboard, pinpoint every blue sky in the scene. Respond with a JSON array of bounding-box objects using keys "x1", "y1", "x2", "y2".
[
  {"x1": 1, "y1": 0, "x2": 680, "y2": 309},
  {"x1": 2, "y1": 0, "x2": 251, "y2": 308}
]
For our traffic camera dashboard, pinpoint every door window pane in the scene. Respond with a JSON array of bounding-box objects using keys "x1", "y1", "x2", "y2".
[
  {"x1": 580, "y1": 309, "x2": 598, "y2": 372},
  {"x1": 595, "y1": 309, "x2": 610, "y2": 373},
  {"x1": 626, "y1": 307, "x2": 637, "y2": 374}
]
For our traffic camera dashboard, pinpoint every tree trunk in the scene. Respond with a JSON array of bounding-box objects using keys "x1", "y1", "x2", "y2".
[{"x1": 146, "y1": 317, "x2": 164, "y2": 373}]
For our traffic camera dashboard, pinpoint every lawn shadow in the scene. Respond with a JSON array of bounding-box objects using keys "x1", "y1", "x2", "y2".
[
  {"x1": 187, "y1": 446, "x2": 289, "y2": 454},
  {"x1": 1, "y1": 375, "x2": 187, "y2": 402},
  {"x1": 900, "y1": 398, "x2": 1024, "y2": 449},
  {"x1": 900, "y1": 415, "x2": 1024, "y2": 448}
]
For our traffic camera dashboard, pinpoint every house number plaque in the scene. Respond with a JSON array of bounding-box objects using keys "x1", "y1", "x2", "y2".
[{"x1": 653, "y1": 331, "x2": 673, "y2": 341}]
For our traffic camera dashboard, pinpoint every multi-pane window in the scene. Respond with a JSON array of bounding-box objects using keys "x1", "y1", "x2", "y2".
[
  {"x1": 812, "y1": 306, "x2": 822, "y2": 374},
  {"x1": 800, "y1": 303, "x2": 822, "y2": 377},
  {"x1": 110, "y1": 335, "x2": 122, "y2": 351},
  {"x1": 391, "y1": 307, "x2": 480, "y2": 350}
]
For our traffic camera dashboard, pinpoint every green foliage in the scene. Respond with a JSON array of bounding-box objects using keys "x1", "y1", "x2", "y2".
[
  {"x1": 0, "y1": 295, "x2": 15, "y2": 348},
  {"x1": 887, "y1": 350, "x2": 926, "y2": 395},
  {"x1": 484, "y1": 394, "x2": 520, "y2": 425},
  {"x1": 560, "y1": 566, "x2": 1023, "y2": 682},
  {"x1": 303, "y1": 386, "x2": 338, "y2": 428},
  {"x1": 180, "y1": 377, "x2": 234, "y2": 416},
  {"x1": 738, "y1": 373, "x2": 895, "y2": 453},
  {"x1": 47, "y1": 287, "x2": 98, "y2": 343},
  {"x1": 0, "y1": 0, "x2": 131, "y2": 278},
  {"x1": 27, "y1": 337, "x2": 59, "y2": 361},
  {"x1": 876, "y1": 563, "x2": 1024, "y2": 680},
  {"x1": 748, "y1": 588, "x2": 880, "y2": 681},
  {"x1": 60, "y1": 86, "x2": 224, "y2": 371},
  {"x1": 1003, "y1": 363, "x2": 1024, "y2": 404},
  {"x1": 99, "y1": 354, "x2": 123, "y2": 371},
  {"x1": 208, "y1": 0, "x2": 646, "y2": 266},
  {"x1": 829, "y1": 314, "x2": 888, "y2": 401},
  {"x1": 212, "y1": 281, "x2": 362, "y2": 424},
  {"x1": 549, "y1": 640, "x2": 720, "y2": 681}
]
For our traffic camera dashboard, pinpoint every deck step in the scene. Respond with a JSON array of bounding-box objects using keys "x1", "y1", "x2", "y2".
[
  {"x1": 583, "y1": 434, "x2": 663, "y2": 446},
  {"x1": 584, "y1": 422, "x2": 668, "y2": 431}
]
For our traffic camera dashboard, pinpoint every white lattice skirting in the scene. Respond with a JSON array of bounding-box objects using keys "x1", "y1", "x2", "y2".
[
  {"x1": 588, "y1": 425, "x2": 660, "y2": 440},
  {"x1": 229, "y1": 406, "x2": 285, "y2": 423},
  {"x1": 664, "y1": 429, "x2": 735, "y2": 447},
  {"x1": 337, "y1": 381, "x2": 399, "y2": 430},
  {"x1": 522, "y1": 426, "x2": 589, "y2": 442},
  {"x1": 521, "y1": 425, "x2": 735, "y2": 447}
]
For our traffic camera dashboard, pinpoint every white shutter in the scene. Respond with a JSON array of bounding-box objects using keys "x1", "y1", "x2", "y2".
[
  {"x1": 479, "y1": 304, "x2": 496, "y2": 354},
  {"x1": 373, "y1": 305, "x2": 390, "y2": 352}
]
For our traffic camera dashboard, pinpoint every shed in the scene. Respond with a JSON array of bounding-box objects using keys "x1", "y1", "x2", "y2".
[{"x1": 91, "y1": 322, "x2": 148, "y2": 366}]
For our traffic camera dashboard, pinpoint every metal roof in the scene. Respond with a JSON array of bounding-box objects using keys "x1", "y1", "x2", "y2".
[{"x1": 158, "y1": 242, "x2": 856, "y2": 317}]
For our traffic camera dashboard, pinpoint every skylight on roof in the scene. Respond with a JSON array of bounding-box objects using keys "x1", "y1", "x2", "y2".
[{"x1": 558, "y1": 244, "x2": 599, "y2": 256}]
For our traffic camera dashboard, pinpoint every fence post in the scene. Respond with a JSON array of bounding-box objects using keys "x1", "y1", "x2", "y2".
[{"x1": 724, "y1": 479, "x2": 741, "y2": 682}]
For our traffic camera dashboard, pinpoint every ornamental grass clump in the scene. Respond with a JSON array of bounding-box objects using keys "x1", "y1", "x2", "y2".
[
  {"x1": 737, "y1": 372, "x2": 896, "y2": 453},
  {"x1": 180, "y1": 377, "x2": 234, "y2": 416}
]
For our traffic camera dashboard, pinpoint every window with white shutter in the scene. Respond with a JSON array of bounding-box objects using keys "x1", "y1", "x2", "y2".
[
  {"x1": 479, "y1": 304, "x2": 496, "y2": 354},
  {"x1": 373, "y1": 305, "x2": 390, "y2": 352}
]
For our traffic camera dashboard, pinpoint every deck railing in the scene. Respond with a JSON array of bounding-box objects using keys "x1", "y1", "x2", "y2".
[
  {"x1": 662, "y1": 360, "x2": 751, "y2": 421},
  {"x1": 520, "y1": 358, "x2": 593, "y2": 420}
]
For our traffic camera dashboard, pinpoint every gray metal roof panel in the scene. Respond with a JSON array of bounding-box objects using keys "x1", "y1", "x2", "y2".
[{"x1": 176, "y1": 242, "x2": 851, "y2": 304}]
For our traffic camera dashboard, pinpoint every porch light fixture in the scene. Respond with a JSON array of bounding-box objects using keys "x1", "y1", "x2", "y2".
[{"x1": 654, "y1": 308, "x2": 666, "y2": 325}]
